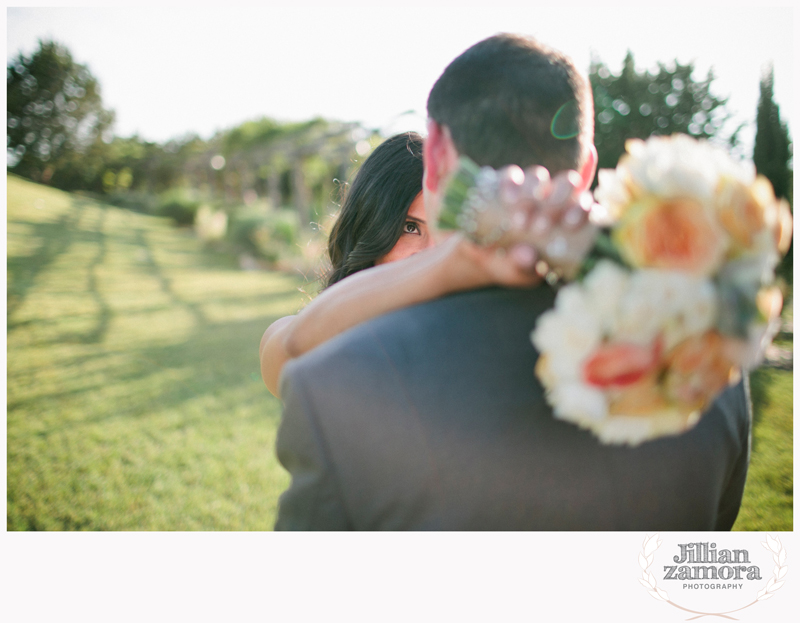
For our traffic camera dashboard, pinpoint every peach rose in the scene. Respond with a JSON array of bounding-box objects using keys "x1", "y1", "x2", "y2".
[
  {"x1": 716, "y1": 175, "x2": 793, "y2": 256},
  {"x1": 715, "y1": 175, "x2": 766, "y2": 250},
  {"x1": 775, "y1": 197, "x2": 793, "y2": 255},
  {"x1": 663, "y1": 331, "x2": 738, "y2": 410},
  {"x1": 613, "y1": 196, "x2": 727, "y2": 277},
  {"x1": 606, "y1": 372, "x2": 670, "y2": 417},
  {"x1": 753, "y1": 176, "x2": 793, "y2": 255},
  {"x1": 582, "y1": 338, "x2": 663, "y2": 388},
  {"x1": 756, "y1": 285, "x2": 784, "y2": 322}
]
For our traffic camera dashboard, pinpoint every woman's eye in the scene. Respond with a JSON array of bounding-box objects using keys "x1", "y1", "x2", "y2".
[{"x1": 404, "y1": 221, "x2": 420, "y2": 234}]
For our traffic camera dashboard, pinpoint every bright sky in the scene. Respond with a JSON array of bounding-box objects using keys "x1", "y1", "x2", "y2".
[{"x1": 6, "y1": 4, "x2": 794, "y2": 158}]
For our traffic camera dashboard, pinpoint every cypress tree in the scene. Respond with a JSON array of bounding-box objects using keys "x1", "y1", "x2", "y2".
[
  {"x1": 753, "y1": 67, "x2": 792, "y2": 278},
  {"x1": 753, "y1": 66, "x2": 792, "y2": 201}
]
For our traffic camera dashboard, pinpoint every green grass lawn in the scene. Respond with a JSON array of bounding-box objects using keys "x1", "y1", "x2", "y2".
[
  {"x1": 6, "y1": 174, "x2": 793, "y2": 530},
  {"x1": 732, "y1": 366, "x2": 793, "y2": 531},
  {"x1": 7, "y1": 174, "x2": 308, "y2": 529}
]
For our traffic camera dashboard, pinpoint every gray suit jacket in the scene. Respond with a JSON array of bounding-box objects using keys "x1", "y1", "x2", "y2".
[{"x1": 275, "y1": 286, "x2": 751, "y2": 530}]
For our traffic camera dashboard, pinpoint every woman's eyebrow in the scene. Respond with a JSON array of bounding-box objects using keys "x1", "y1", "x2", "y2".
[{"x1": 406, "y1": 216, "x2": 426, "y2": 224}]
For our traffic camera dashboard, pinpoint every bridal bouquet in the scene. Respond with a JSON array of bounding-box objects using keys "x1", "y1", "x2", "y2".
[{"x1": 441, "y1": 134, "x2": 792, "y2": 445}]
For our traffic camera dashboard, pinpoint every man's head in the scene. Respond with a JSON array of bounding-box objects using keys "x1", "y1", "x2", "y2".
[{"x1": 423, "y1": 34, "x2": 596, "y2": 212}]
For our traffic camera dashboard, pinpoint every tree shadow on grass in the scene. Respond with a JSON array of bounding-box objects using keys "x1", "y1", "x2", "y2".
[
  {"x1": 8, "y1": 198, "x2": 113, "y2": 344},
  {"x1": 7, "y1": 311, "x2": 296, "y2": 435},
  {"x1": 6, "y1": 189, "x2": 309, "y2": 529},
  {"x1": 7, "y1": 191, "x2": 309, "y2": 433},
  {"x1": 81, "y1": 206, "x2": 111, "y2": 344},
  {"x1": 7, "y1": 202, "x2": 85, "y2": 321},
  {"x1": 133, "y1": 226, "x2": 209, "y2": 328},
  {"x1": 8, "y1": 192, "x2": 303, "y2": 351}
]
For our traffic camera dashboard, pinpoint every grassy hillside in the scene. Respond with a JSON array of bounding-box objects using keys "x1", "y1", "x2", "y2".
[
  {"x1": 6, "y1": 174, "x2": 792, "y2": 530},
  {"x1": 7, "y1": 174, "x2": 308, "y2": 529}
]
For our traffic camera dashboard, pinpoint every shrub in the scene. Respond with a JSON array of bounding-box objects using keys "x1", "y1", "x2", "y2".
[
  {"x1": 155, "y1": 188, "x2": 202, "y2": 225},
  {"x1": 102, "y1": 191, "x2": 159, "y2": 214},
  {"x1": 227, "y1": 208, "x2": 301, "y2": 263}
]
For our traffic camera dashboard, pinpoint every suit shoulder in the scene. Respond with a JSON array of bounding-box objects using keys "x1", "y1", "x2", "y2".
[
  {"x1": 279, "y1": 316, "x2": 396, "y2": 399},
  {"x1": 354, "y1": 285, "x2": 556, "y2": 342}
]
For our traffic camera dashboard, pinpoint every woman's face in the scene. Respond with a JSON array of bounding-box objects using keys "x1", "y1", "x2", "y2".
[{"x1": 374, "y1": 193, "x2": 435, "y2": 265}]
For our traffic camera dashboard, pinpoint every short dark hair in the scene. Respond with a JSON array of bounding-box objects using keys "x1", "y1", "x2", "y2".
[
  {"x1": 325, "y1": 132, "x2": 424, "y2": 288},
  {"x1": 427, "y1": 33, "x2": 594, "y2": 173}
]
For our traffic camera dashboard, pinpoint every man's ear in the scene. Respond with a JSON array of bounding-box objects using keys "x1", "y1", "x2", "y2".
[
  {"x1": 577, "y1": 144, "x2": 598, "y2": 192},
  {"x1": 423, "y1": 119, "x2": 459, "y2": 193}
]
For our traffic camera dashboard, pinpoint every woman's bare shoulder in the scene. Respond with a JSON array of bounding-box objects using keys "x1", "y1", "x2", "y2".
[{"x1": 260, "y1": 315, "x2": 297, "y2": 356}]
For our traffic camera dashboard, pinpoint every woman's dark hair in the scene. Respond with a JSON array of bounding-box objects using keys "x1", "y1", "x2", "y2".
[{"x1": 325, "y1": 131, "x2": 424, "y2": 288}]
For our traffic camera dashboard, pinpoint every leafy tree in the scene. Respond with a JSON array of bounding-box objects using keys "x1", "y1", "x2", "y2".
[
  {"x1": 7, "y1": 40, "x2": 114, "y2": 187},
  {"x1": 753, "y1": 67, "x2": 793, "y2": 278},
  {"x1": 222, "y1": 117, "x2": 283, "y2": 154},
  {"x1": 590, "y1": 52, "x2": 731, "y2": 183}
]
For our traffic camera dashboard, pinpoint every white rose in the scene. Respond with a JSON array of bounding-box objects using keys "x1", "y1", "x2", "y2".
[
  {"x1": 620, "y1": 135, "x2": 734, "y2": 203},
  {"x1": 615, "y1": 270, "x2": 716, "y2": 348},
  {"x1": 615, "y1": 271, "x2": 672, "y2": 345},
  {"x1": 593, "y1": 168, "x2": 631, "y2": 223},
  {"x1": 593, "y1": 416, "x2": 657, "y2": 446},
  {"x1": 550, "y1": 382, "x2": 608, "y2": 423},
  {"x1": 533, "y1": 283, "x2": 604, "y2": 366},
  {"x1": 667, "y1": 278, "x2": 717, "y2": 348},
  {"x1": 532, "y1": 311, "x2": 602, "y2": 384},
  {"x1": 582, "y1": 260, "x2": 630, "y2": 335}
]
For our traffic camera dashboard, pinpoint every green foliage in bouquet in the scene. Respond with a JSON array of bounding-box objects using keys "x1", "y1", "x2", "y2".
[
  {"x1": 572, "y1": 231, "x2": 627, "y2": 281},
  {"x1": 437, "y1": 157, "x2": 483, "y2": 232}
]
